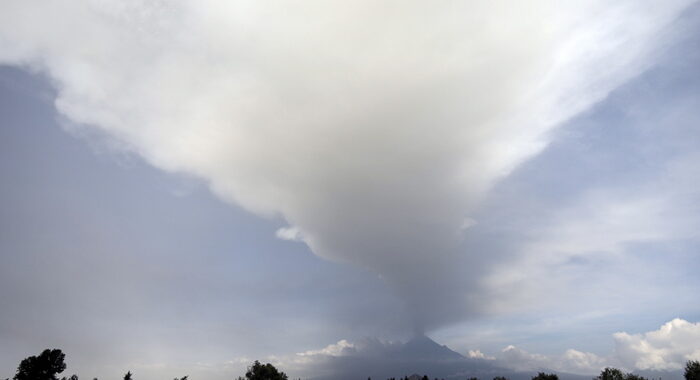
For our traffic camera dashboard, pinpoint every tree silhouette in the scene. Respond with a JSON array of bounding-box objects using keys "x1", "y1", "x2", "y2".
[
  {"x1": 493, "y1": 377, "x2": 508, "y2": 380},
  {"x1": 686, "y1": 361, "x2": 700, "y2": 380},
  {"x1": 595, "y1": 368, "x2": 626, "y2": 380},
  {"x1": 14, "y1": 349, "x2": 67, "y2": 380},
  {"x1": 532, "y1": 373, "x2": 558, "y2": 380},
  {"x1": 123, "y1": 371, "x2": 132, "y2": 380},
  {"x1": 594, "y1": 368, "x2": 647, "y2": 380},
  {"x1": 245, "y1": 360, "x2": 288, "y2": 380}
]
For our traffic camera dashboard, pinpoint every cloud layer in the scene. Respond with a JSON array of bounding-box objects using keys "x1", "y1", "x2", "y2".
[
  {"x1": 614, "y1": 319, "x2": 700, "y2": 371},
  {"x1": 0, "y1": 0, "x2": 693, "y2": 332},
  {"x1": 498, "y1": 319, "x2": 700, "y2": 374},
  {"x1": 275, "y1": 319, "x2": 700, "y2": 379}
]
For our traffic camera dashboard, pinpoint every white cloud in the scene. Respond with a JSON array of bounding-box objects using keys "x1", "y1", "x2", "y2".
[
  {"x1": 467, "y1": 349, "x2": 494, "y2": 360},
  {"x1": 0, "y1": 0, "x2": 692, "y2": 331},
  {"x1": 297, "y1": 340, "x2": 355, "y2": 357},
  {"x1": 498, "y1": 345, "x2": 551, "y2": 372},
  {"x1": 495, "y1": 319, "x2": 700, "y2": 374},
  {"x1": 497, "y1": 345, "x2": 608, "y2": 374},
  {"x1": 560, "y1": 349, "x2": 610, "y2": 374},
  {"x1": 275, "y1": 226, "x2": 304, "y2": 242},
  {"x1": 614, "y1": 318, "x2": 700, "y2": 371}
]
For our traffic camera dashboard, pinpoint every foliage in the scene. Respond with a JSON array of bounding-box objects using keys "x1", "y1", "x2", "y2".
[
  {"x1": 14, "y1": 349, "x2": 67, "y2": 380},
  {"x1": 245, "y1": 360, "x2": 288, "y2": 380},
  {"x1": 493, "y1": 377, "x2": 508, "y2": 380},
  {"x1": 686, "y1": 360, "x2": 700, "y2": 380},
  {"x1": 595, "y1": 368, "x2": 626, "y2": 380},
  {"x1": 624, "y1": 374, "x2": 647, "y2": 380},
  {"x1": 594, "y1": 367, "x2": 647, "y2": 380},
  {"x1": 532, "y1": 373, "x2": 558, "y2": 380}
]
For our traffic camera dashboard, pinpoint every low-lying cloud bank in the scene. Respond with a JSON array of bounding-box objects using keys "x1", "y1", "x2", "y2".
[
  {"x1": 263, "y1": 319, "x2": 700, "y2": 379},
  {"x1": 613, "y1": 319, "x2": 700, "y2": 371},
  {"x1": 498, "y1": 319, "x2": 700, "y2": 376}
]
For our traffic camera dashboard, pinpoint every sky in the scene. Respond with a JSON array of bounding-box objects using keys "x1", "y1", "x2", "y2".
[{"x1": 1, "y1": 1, "x2": 700, "y2": 379}]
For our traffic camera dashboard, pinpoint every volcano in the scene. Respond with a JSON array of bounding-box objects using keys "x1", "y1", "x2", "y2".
[{"x1": 393, "y1": 335, "x2": 465, "y2": 361}]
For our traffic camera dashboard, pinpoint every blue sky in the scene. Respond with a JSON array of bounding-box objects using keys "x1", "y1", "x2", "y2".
[{"x1": 1, "y1": 1, "x2": 700, "y2": 379}]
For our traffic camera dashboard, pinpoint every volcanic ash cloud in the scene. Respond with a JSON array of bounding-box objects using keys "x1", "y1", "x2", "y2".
[{"x1": 0, "y1": 0, "x2": 691, "y2": 331}]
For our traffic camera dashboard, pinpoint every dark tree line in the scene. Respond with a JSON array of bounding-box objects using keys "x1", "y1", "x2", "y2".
[
  {"x1": 5, "y1": 349, "x2": 700, "y2": 380},
  {"x1": 4, "y1": 349, "x2": 288, "y2": 380},
  {"x1": 452, "y1": 364, "x2": 700, "y2": 380}
]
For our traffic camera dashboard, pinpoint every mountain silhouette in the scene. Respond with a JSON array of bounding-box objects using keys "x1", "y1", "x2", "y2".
[
  {"x1": 304, "y1": 336, "x2": 593, "y2": 380},
  {"x1": 394, "y1": 335, "x2": 464, "y2": 361}
]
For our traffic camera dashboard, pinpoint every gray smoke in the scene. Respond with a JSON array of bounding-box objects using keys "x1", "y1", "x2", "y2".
[{"x1": 0, "y1": 0, "x2": 691, "y2": 332}]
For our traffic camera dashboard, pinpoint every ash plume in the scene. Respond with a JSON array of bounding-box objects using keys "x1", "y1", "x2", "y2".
[{"x1": 0, "y1": 0, "x2": 691, "y2": 332}]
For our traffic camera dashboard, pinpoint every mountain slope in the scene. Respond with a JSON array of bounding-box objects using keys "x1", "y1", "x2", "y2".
[{"x1": 395, "y1": 335, "x2": 465, "y2": 361}]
